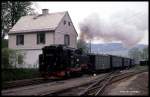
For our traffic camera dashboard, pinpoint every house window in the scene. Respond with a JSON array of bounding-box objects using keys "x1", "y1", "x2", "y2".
[
  {"x1": 68, "y1": 22, "x2": 71, "y2": 26},
  {"x1": 37, "y1": 32, "x2": 45, "y2": 44},
  {"x1": 64, "y1": 34, "x2": 70, "y2": 46},
  {"x1": 16, "y1": 35, "x2": 24, "y2": 45},
  {"x1": 64, "y1": 20, "x2": 66, "y2": 25}
]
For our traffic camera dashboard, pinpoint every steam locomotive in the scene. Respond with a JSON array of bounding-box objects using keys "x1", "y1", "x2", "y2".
[{"x1": 39, "y1": 45, "x2": 135, "y2": 78}]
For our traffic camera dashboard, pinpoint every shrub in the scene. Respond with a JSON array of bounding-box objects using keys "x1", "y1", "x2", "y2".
[
  {"x1": 2, "y1": 48, "x2": 13, "y2": 68},
  {"x1": 2, "y1": 68, "x2": 40, "y2": 83},
  {"x1": 2, "y1": 48, "x2": 25, "y2": 69}
]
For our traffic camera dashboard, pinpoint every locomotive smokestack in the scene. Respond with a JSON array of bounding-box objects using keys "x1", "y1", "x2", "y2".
[{"x1": 42, "y1": 9, "x2": 49, "y2": 15}]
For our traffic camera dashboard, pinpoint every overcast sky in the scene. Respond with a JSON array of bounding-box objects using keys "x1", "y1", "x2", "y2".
[{"x1": 32, "y1": 2, "x2": 148, "y2": 45}]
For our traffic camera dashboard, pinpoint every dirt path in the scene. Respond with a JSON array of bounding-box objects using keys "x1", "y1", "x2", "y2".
[{"x1": 103, "y1": 72, "x2": 148, "y2": 96}]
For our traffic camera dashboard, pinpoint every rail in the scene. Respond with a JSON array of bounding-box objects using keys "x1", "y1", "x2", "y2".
[{"x1": 78, "y1": 69, "x2": 147, "y2": 96}]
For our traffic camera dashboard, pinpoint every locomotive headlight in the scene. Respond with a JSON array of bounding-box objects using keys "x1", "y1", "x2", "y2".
[
  {"x1": 93, "y1": 74, "x2": 96, "y2": 76},
  {"x1": 77, "y1": 59, "x2": 79, "y2": 62}
]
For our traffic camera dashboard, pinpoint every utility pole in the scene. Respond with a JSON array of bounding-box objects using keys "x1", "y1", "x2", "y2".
[{"x1": 89, "y1": 39, "x2": 91, "y2": 53}]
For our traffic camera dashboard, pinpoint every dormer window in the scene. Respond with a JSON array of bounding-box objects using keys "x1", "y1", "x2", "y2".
[
  {"x1": 64, "y1": 20, "x2": 66, "y2": 25},
  {"x1": 68, "y1": 22, "x2": 71, "y2": 26}
]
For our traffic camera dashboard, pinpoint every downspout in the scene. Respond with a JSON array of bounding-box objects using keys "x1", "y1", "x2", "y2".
[{"x1": 53, "y1": 32, "x2": 55, "y2": 44}]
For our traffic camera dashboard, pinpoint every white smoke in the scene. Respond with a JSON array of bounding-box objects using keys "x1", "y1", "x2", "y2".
[{"x1": 79, "y1": 9, "x2": 148, "y2": 48}]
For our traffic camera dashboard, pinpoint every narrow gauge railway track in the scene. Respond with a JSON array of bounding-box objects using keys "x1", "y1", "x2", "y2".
[
  {"x1": 2, "y1": 73, "x2": 108, "y2": 96},
  {"x1": 49, "y1": 69, "x2": 147, "y2": 96},
  {"x1": 3, "y1": 77, "x2": 60, "y2": 89},
  {"x1": 2, "y1": 69, "x2": 147, "y2": 96},
  {"x1": 80, "y1": 69, "x2": 147, "y2": 96},
  {"x1": 48, "y1": 72, "x2": 115, "y2": 96},
  {"x1": 82, "y1": 70, "x2": 146, "y2": 96}
]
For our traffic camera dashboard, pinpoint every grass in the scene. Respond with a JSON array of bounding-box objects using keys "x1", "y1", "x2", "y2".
[{"x1": 2, "y1": 68, "x2": 40, "y2": 82}]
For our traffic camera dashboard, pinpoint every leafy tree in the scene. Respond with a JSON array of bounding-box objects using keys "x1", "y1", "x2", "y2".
[
  {"x1": 128, "y1": 47, "x2": 141, "y2": 60},
  {"x1": 128, "y1": 46, "x2": 148, "y2": 61},
  {"x1": 1, "y1": 1, "x2": 34, "y2": 39},
  {"x1": 77, "y1": 39, "x2": 89, "y2": 54},
  {"x1": 140, "y1": 47, "x2": 148, "y2": 60},
  {"x1": 2, "y1": 48, "x2": 12, "y2": 68},
  {"x1": 1, "y1": 39, "x2": 8, "y2": 48}
]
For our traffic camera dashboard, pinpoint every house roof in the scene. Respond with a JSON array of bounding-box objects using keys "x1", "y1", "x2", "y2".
[{"x1": 9, "y1": 11, "x2": 67, "y2": 33}]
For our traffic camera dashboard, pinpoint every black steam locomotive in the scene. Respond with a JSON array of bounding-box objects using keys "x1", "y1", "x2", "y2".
[{"x1": 39, "y1": 45, "x2": 135, "y2": 78}]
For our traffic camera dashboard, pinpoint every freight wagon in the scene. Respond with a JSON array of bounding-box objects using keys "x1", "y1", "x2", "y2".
[
  {"x1": 130, "y1": 59, "x2": 135, "y2": 67},
  {"x1": 88, "y1": 54, "x2": 111, "y2": 73},
  {"x1": 123, "y1": 58, "x2": 131, "y2": 69},
  {"x1": 110, "y1": 55, "x2": 123, "y2": 70}
]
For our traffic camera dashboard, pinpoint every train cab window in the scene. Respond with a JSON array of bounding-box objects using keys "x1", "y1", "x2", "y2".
[{"x1": 64, "y1": 34, "x2": 70, "y2": 46}]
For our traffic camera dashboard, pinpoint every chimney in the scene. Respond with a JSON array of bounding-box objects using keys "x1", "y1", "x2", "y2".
[{"x1": 42, "y1": 9, "x2": 49, "y2": 15}]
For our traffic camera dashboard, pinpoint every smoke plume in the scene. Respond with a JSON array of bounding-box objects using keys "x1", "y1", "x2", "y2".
[{"x1": 79, "y1": 9, "x2": 148, "y2": 48}]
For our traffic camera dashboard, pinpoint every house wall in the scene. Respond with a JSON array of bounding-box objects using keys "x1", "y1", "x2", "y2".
[
  {"x1": 8, "y1": 32, "x2": 54, "y2": 68},
  {"x1": 23, "y1": 49, "x2": 42, "y2": 68},
  {"x1": 9, "y1": 32, "x2": 54, "y2": 50},
  {"x1": 55, "y1": 12, "x2": 77, "y2": 48},
  {"x1": 12, "y1": 49, "x2": 42, "y2": 68}
]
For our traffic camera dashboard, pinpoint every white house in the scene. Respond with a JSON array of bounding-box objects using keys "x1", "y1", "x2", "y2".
[{"x1": 8, "y1": 9, "x2": 78, "y2": 68}]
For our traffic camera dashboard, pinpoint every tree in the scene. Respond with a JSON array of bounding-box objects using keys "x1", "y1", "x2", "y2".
[
  {"x1": 140, "y1": 47, "x2": 148, "y2": 60},
  {"x1": 1, "y1": 39, "x2": 8, "y2": 48},
  {"x1": 2, "y1": 48, "x2": 13, "y2": 68},
  {"x1": 1, "y1": 1, "x2": 34, "y2": 39},
  {"x1": 128, "y1": 46, "x2": 148, "y2": 61},
  {"x1": 77, "y1": 39, "x2": 89, "y2": 54},
  {"x1": 128, "y1": 47, "x2": 141, "y2": 60}
]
